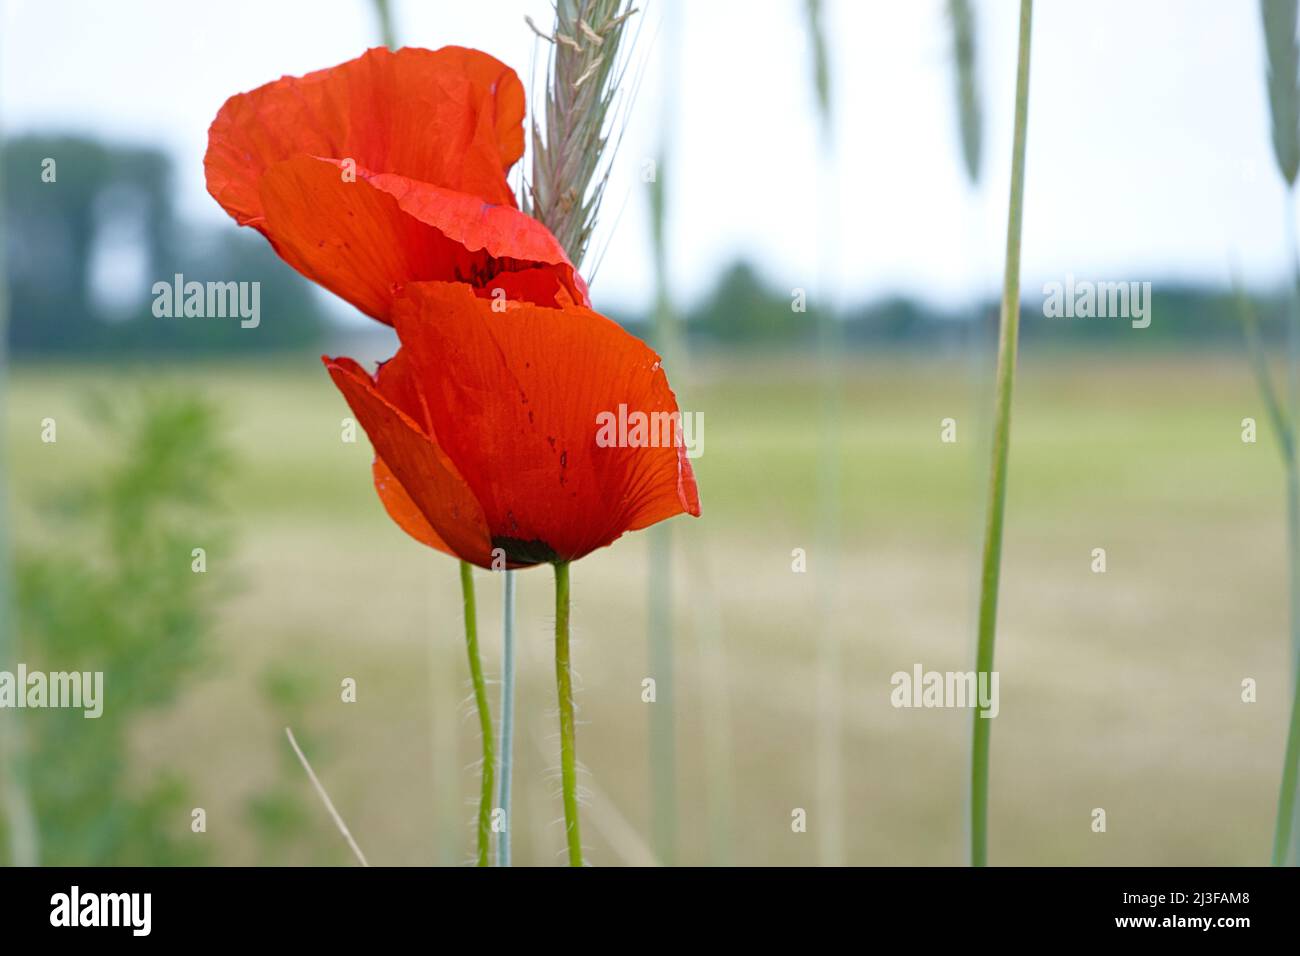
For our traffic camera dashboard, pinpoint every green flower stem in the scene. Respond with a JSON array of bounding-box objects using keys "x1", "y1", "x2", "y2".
[
  {"x1": 496, "y1": 569, "x2": 517, "y2": 867},
  {"x1": 459, "y1": 559, "x2": 494, "y2": 867},
  {"x1": 971, "y1": 0, "x2": 1033, "y2": 869},
  {"x1": 553, "y1": 561, "x2": 582, "y2": 866}
]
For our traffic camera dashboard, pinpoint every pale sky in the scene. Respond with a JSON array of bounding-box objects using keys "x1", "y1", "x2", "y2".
[{"x1": 1, "y1": 0, "x2": 1294, "y2": 318}]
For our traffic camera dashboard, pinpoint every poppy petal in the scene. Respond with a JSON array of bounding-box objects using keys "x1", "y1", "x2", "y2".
[
  {"x1": 323, "y1": 355, "x2": 494, "y2": 566},
  {"x1": 364, "y1": 170, "x2": 589, "y2": 307},
  {"x1": 372, "y1": 457, "x2": 453, "y2": 554},
  {"x1": 256, "y1": 156, "x2": 586, "y2": 321},
  {"x1": 205, "y1": 46, "x2": 523, "y2": 228},
  {"x1": 389, "y1": 282, "x2": 700, "y2": 564}
]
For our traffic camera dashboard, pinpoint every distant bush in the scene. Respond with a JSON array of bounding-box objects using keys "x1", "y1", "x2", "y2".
[{"x1": 7, "y1": 391, "x2": 231, "y2": 864}]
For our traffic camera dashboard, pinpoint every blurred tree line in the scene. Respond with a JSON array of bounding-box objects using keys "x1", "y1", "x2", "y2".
[
  {"x1": 2, "y1": 134, "x2": 1286, "y2": 357},
  {"x1": 3, "y1": 135, "x2": 327, "y2": 355},
  {"x1": 636, "y1": 260, "x2": 1294, "y2": 351}
]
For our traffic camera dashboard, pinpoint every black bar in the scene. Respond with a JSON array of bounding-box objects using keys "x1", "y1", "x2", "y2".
[{"x1": 0, "y1": 866, "x2": 1292, "y2": 940}]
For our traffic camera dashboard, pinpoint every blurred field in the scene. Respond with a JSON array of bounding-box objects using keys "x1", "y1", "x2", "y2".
[{"x1": 5, "y1": 346, "x2": 1290, "y2": 865}]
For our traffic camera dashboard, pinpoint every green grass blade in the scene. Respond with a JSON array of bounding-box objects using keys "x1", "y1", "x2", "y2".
[{"x1": 971, "y1": 0, "x2": 1033, "y2": 868}]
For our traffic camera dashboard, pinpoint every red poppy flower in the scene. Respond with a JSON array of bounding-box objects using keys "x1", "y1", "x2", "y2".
[
  {"x1": 204, "y1": 46, "x2": 588, "y2": 321},
  {"x1": 324, "y1": 281, "x2": 701, "y2": 568}
]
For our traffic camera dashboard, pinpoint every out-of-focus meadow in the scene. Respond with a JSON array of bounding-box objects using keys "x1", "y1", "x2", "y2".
[
  {"x1": 5, "y1": 347, "x2": 1285, "y2": 865},
  {"x1": 4, "y1": 0, "x2": 1298, "y2": 869}
]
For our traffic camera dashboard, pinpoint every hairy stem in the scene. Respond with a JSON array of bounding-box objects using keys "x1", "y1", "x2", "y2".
[
  {"x1": 459, "y1": 560, "x2": 494, "y2": 866},
  {"x1": 971, "y1": 0, "x2": 1033, "y2": 868},
  {"x1": 553, "y1": 561, "x2": 582, "y2": 865}
]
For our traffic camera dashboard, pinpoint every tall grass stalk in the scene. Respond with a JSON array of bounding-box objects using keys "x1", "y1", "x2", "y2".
[
  {"x1": 1258, "y1": 0, "x2": 1300, "y2": 866},
  {"x1": 803, "y1": 0, "x2": 845, "y2": 866},
  {"x1": 946, "y1": 0, "x2": 994, "y2": 418},
  {"x1": 646, "y1": 529, "x2": 675, "y2": 866},
  {"x1": 1233, "y1": 280, "x2": 1300, "y2": 865},
  {"x1": 1277, "y1": 205, "x2": 1300, "y2": 865},
  {"x1": 371, "y1": 0, "x2": 397, "y2": 50},
  {"x1": 970, "y1": 0, "x2": 1033, "y2": 868},
  {"x1": 948, "y1": 0, "x2": 1003, "y2": 860},
  {"x1": 687, "y1": 539, "x2": 735, "y2": 863},
  {"x1": 947, "y1": 0, "x2": 982, "y2": 186},
  {"x1": 528, "y1": 0, "x2": 638, "y2": 864},
  {"x1": 0, "y1": 122, "x2": 39, "y2": 867},
  {"x1": 285, "y1": 727, "x2": 370, "y2": 866},
  {"x1": 645, "y1": 0, "x2": 682, "y2": 865},
  {"x1": 648, "y1": 121, "x2": 734, "y2": 865}
]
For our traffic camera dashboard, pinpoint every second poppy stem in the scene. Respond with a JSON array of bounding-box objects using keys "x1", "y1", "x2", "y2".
[
  {"x1": 553, "y1": 560, "x2": 582, "y2": 866},
  {"x1": 971, "y1": 0, "x2": 1033, "y2": 868},
  {"x1": 459, "y1": 559, "x2": 494, "y2": 867}
]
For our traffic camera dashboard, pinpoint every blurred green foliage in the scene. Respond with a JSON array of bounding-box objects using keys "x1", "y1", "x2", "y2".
[
  {"x1": 7, "y1": 391, "x2": 230, "y2": 864},
  {"x1": 244, "y1": 662, "x2": 345, "y2": 867}
]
